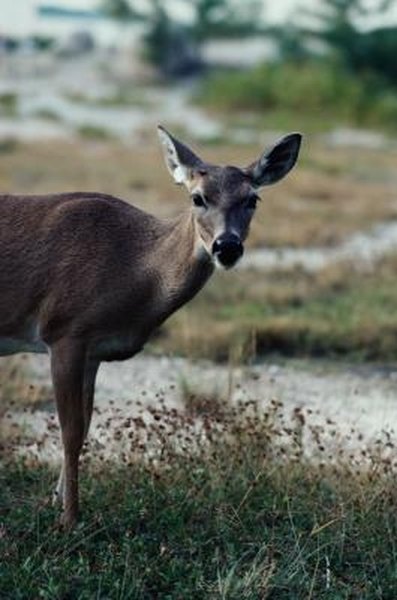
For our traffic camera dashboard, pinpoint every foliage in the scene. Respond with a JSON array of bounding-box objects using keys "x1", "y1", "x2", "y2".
[
  {"x1": 100, "y1": 0, "x2": 143, "y2": 21},
  {"x1": 100, "y1": 0, "x2": 263, "y2": 75},
  {"x1": 302, "y1": 0, "x2": 397, "y2": 88},
  {"x1": 77, "y1": 124, "x2": 113, "y2": 140},
  {"x1": 141, "y1": 0, "x2": 202, "y2": 77},
  {"x1": 190, "y1": 0, "x2": 263, "y2": 41},
  {"x1": 198, "y1": 60, "x2": 397, "y2": 129},
  {"x1": 0, "y1": 93, "x2": 18, "y2": 117}
]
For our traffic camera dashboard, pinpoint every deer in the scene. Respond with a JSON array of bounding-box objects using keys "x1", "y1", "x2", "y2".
[{"x1": 0, "y1": 126, "x2": 301, "y2": 528}]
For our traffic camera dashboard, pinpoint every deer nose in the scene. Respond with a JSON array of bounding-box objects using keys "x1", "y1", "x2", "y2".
[{"x1": 212, "y1": 234, "x2": 243, "y2": 268}]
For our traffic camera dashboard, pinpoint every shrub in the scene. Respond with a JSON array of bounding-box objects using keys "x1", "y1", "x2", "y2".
[{"x1": 198, "y1": 60, "x2": 397, "y2": 130}]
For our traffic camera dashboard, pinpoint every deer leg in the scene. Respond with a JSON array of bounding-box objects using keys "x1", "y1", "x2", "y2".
[
  {"x1": 50, "y1": 338, "x2": 86, "y2": 528},
  {"x1": 53, "y1": 464, "x2": 65, "y2": 507},
  {"x1": 53, "y1": 358, "x2": 99, "y2": 508},
  {"x1": 82, "y1": 359, "x2": 100, "y2": 439}
]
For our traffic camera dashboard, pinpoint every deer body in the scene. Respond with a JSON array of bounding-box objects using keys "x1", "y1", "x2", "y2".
[
  {"x1": 0, "y1": 192, "x2": 213, "y2": 361},
  {"x1": 1, "y1": 127, "x2": 301, "y2": 527}
]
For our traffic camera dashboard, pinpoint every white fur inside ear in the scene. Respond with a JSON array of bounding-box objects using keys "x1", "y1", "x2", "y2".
[
  {"x1": 252, "y1": 156, "x2": 268, "y2": 185},
  {"x1": 173, "y1": 165, "x2": 187, "y2": 184}
]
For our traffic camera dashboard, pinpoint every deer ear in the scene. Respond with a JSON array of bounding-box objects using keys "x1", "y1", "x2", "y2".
[
  {"x1": 157, "y1": 125, "x2": 204, "y2": 186},
  {"x1": 246, "y1": 133, "x2": 302, "y2": 188}
]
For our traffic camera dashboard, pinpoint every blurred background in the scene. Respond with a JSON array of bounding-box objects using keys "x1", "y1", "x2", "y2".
[{"x1": 1, "y1": 0, "x2": 397, "y2": 388}]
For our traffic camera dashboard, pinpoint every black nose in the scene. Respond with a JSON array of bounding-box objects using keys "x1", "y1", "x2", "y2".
[{"x1": 212, "y1": 234, "x2": 243, "y2": 268}]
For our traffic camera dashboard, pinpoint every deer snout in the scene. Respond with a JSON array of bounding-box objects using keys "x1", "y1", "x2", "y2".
[{"x1": 212, "y1": 234, "x2": 243, "y2": 269}]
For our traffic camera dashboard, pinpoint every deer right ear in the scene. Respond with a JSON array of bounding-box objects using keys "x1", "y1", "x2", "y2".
[
  {"x1": 157, "y1": 125, "x2": 204, "y2": 186},
  {"x1": 246, "y1": 133, "x2": 302, "y2": 188}
]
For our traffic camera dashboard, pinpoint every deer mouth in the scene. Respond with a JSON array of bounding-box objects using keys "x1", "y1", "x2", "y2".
[{"x1": 212, "y1": 234, "x2": 244, "y2": 269}]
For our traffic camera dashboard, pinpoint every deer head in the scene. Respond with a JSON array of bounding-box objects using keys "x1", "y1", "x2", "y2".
[{"x1": 158, "y1": 125, "x2": 302, "y2": 269}]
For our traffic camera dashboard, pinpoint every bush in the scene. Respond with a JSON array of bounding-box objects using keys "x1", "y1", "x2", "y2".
[{"x1": 198, "y1": 60, "x2": 397, "y2": 130}]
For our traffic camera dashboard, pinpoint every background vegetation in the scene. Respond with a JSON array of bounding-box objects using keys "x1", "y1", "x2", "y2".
[
  {"x1": 101, "y1": 0, "x2": 397, "y2": 130},
  {"x1": 198, "y1": 0, "x2": 397, "y2": 131}
]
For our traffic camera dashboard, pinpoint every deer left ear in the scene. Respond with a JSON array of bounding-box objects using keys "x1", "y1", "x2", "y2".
[
  {"x1": 157, "y1": 125, "x2": 204, "y2": 186},
  {"x1": 246, "y1": 133, "x2": 302, "y2": 188}
]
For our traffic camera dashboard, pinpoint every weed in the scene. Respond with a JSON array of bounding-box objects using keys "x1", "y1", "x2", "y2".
[
  {"x1": 76, "y1": 125, "x2": 113, "y2": 140},
  {"x1": 0, "y1": 138, "x2": 19, "y2": 154},
  {"x1": 32, "y1": 109, "x2": 62, "y2": 122},
  {"x1": 0, "y1": 93, "x2": 18, "y2": 117}
]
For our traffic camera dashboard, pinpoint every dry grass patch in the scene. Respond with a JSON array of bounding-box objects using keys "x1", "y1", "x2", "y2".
[{"x1": 156, "y1": 255, "x2": 397, "y2": 361}]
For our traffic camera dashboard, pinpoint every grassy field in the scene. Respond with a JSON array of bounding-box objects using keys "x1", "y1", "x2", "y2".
[
  {"x1": 160, "y1": 254, "x2": 397, "y2": 362},
  {"x1": 2, "y1": 396, "x2": 397, "y2": 599},
  {"x1": 0, "y1": 136, "x2": 396, "y2": 366}
]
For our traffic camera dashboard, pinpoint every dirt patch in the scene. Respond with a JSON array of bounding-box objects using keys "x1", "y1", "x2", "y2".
[{"x1": 3, "y1": 354, "x2": 397, "y2": 466}]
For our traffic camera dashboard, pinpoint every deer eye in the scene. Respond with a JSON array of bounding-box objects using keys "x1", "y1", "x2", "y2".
[
  {"x1": 246, "y1": 195, "x2": 259, "y2": 210},
  {"x1": 191, "y1": 193, "x2": 207, "y2": 208}
]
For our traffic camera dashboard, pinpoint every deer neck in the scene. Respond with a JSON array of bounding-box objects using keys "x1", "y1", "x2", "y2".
[{"x1": 149, "y1": 210, "x2": 214, "y2": 313}]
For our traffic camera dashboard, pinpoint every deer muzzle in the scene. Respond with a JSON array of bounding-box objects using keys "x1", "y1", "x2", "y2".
[{"x1": 212, "y1": 234, "x2": 243, "y2": 269}]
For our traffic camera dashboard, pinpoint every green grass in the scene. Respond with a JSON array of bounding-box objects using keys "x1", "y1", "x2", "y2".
[
  {"x1": 33, "y1": 109, "x2": 63, "y2": 122},
  {"x1": 0, "y1": 93, "x2": 18, "y2": 117},
  {"x1": 2, "y1": 397, "x2": 397, "y2": 599},
  {"x1": 65, "y1": 88, "x2": 154, "y2": 108},
  {"x1": 76, "y1": 125, "x2": 114, "y2": 140}
]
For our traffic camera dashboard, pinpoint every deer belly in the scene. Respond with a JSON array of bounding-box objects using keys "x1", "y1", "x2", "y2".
[
  {"x1": 90, "y1": 332, "x2": 145, "y2": 362},
  {"x1": 0, "y1": 320, "x2": 47, "y2": 356}
]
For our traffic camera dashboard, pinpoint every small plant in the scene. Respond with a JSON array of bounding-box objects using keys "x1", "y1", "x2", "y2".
[
  {"x1": 33, "y1": 109, "x2": 62, "y2": 122},
  {"x1": 0, "y1": 93, "x2": 18, "y2": 117},
  {"x1": 76, "y1": 124, "x2": 113, "y2": 140},
  {"x1": 0, "y1": 138, "x2": 19, "y2": 154}
]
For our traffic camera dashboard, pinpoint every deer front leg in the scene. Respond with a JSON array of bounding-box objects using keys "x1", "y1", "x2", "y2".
[
  {"x1": 50, "y1": 338, "x2": 86, "y2": 528},
  {"x1": 82, "y1": 359, "x2": 100, "y2": 439},
  {"x1": 53, "y1": 358, "x2": 99, "y2": 508}
]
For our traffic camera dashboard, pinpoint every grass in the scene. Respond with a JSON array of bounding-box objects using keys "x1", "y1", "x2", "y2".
[
  {"x1": 0, "y1": 93, "x2": 18, "y2": 117},
  {"x1": 158, "y1": 254, "x2": 397, "y2": 362},
  {"x1": 0, "y1": 138, "x2": 19, "y2": 154},
  {"x1": 33, "y1": 109, "x2": 63, "y2": 122},
  {"x1": 65, "y1": 88, "x2": 153, "y2": 108},
  {"x1": 2, "y1": 396, "x2": 397, "y2": 598},
  {"x1": 76, "y1": 125, "x2": 114, "y2": 140}
]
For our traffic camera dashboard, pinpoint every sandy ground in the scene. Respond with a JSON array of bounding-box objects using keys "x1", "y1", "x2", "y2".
[
  {"x1": 2, "y1": 352, "x2": 397, "y2": 467},
  {"x1": 242, "y1": 221, "x2": 397, "y2": 272}
]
